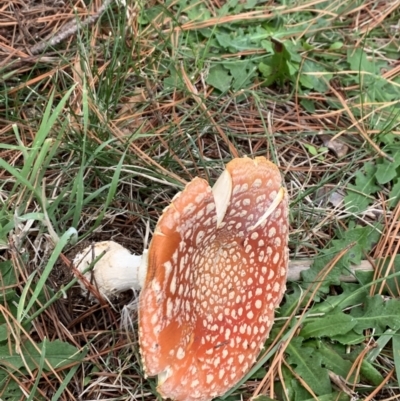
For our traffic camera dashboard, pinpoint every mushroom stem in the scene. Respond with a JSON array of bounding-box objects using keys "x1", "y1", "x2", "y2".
[
  {"x1": 73, "y1": 241, "x2": 147, "y2": 300},
  {"x1": 74, "y1": 241, "x2": 374, "y2": 298},
  {"x1": 73, "y1": 241, "x2": 374, "y2": 298}
]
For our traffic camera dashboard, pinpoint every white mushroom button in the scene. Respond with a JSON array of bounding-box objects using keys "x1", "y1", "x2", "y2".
[{"x1": 73, "y1": 241, "x2": 146, "y2": 300}]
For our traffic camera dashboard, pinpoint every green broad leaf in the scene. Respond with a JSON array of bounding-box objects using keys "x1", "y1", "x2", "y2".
[
  {"x1": 347, "y1": 48, "x2": 376, "y2": 85},
  {"x1": 206, "y1": 65, "x2": 232, "y2": 92},
  {"x1": 279, "y1": 285, "x2": 303, "y2": 316},
  {"x1": 312, "y1": 283, "x2": 367, "y2": 314},
  {"x1": 302, "y1": 393, "x2": 350, "y2": 401},
  {"x1": 304, "y1": 144, "x2": 318, "y2": 157},
  {"x1": 300, "y1": 312, "x2": 356, "y2": 339},
  {"x1": 329, "y1": 41, "x2": 343, "y2": 50},
  {"x1": 244, "y1": 0, "x2": 258, "y2": 8},
  {"x1": 300, "y1": 99, "x2": 315, "y2": 113},
  {"x1": 355, "y1": 269, "x2": 374, "y2": 287},
  {"x1": 348, "y1": 48, "x2": 375, "y2": 72},
  {"x1": 251, "y1": 366, "x2": 267, "y2": 379},
  {"x1": 284, "y1": 41, "x2": 302, "y2": 63},
  {"x1": 0, "y1": 371, "x2": 23, "y2": 401},
  {"x1": 0, "y1": 303, "x2": 17, "y2": 325},
  {"x1": 300, "y1": 253, "x2": 344, "y2": 298},
  {"x1": 260, "y1": 39, "x2": 273, "y2": 53},
  {"x1": 344, "y1": 162, "x2": 380, "y2": 213},
  {"x1": 352, "y1": 296, "x2": 400, "y2": 334},
  {"x1": 317, "y1": 342, "x2": 354, "y2": 379},
  {"x1": 331, "y1": 330, "x2": 366, "y2": 345},
  {"x1": 365, "y1": 74, "x2": 399, "y2": 102},
  {"x1": 382, "y1": 255, "x2": 400, "y2": 297},
  {"x1": 164, "y1": 65, "x2": 184, "y2": 90},
  {"x1": 0, "y1": 324, "x2": 8, "y2": 342},
  {"x1": 273, "y1": 365, "x2": 296, "y2": 401},
  {"x1": 336, "y1": 223, "x2": 381, "y2": 265},
  {"x1": 0, "y1": 346, "x2": 26, "y2": 370},
  {"x1": 215, "y1": 29, "x2": 262, "y2": 52},
  {"x1": 359, "y1": 360, "x2": 384, "y2": 386},
  {"x1": 223, "y1": 60, "x2": 257, "y2": 92},
  {"x1": 344, "y1": 349, "x2": 384, "y2": 386},
  {"x1": 301, "y1": 224, "x2": 381, "y2": 296},
  {"x1": 26, "y1": 339, "x2": 83, "y2": 370},
  {"x1": 187, "y1": 4, "x2": 211, "y2": 21},
  {"x1": 344, "y1": 191, "x2": 370, "y2": 213},
  {"x1": 375, "y1": 150, "x2": 400, "y2": 184},
  {"x1": 393, "y1": 329, "x2": 400, "y2": 388},
  {"x1": 0, "y1": 339, "x2": 83, "y2": 371},
  {"x1": 139, "y1": 5, "x2": 164, "y2": 24},
  {"x1": 286, "y1": 338, "x2": 331, "y2": 395},
  {"x1": 0, "y1": 318, "x2": 31, "y2": 344},
  {"x1": 259, "y1": 61, "x2": 273, "y2": 77},
  {"x1": 389, "y1": 178, "x2": 400, "y2": 208},
  {"x1": 291, "y1": 377, "x2": 312, "y2": 401},
  {"x1": 299, "y1": 60, "x2": 331, "y2": 92},
  {"x1": 0, "y1": 260, "x2": 17, "y2": 301},
  {"x1": 286, "y1": 60, "x2": 299, "y2": 77},
  {"x1": 379, "y1": 82, "x2": 400, "y2": 102},
  {"x1": 217, "y1": 0, "x2": 242, "y2": 16},
  {"x1": 351, "y1": 162, "x2": 379, "y2": 193},
  {"x1": 302, "y1": 42, "x2": 314, "y2": 51},
  {"x1": 259, "y1": 39, "x2": 296, "y2": 86},
  {"x1": 299, "y1": 73, "x2": 315, "y2": 90}
]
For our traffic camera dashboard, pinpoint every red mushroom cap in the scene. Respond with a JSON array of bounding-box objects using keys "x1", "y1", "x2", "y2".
[{"x1": 139, "y1": 157, "x2": 289, "y2": 401}]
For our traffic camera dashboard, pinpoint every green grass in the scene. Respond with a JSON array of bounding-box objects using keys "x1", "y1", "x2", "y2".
[{"x1": 1, "y1": 0, "x2": 400, "y2": 400}]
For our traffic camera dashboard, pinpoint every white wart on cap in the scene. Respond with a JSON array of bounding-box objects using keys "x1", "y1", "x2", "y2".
[{"x1": 138, "y1": 157, "x2": 289, "y2": 401}]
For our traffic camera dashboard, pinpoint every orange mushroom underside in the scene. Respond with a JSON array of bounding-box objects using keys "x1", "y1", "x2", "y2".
[{"x1": 139, "y1": 157, "x2": 289, "y2": 401}]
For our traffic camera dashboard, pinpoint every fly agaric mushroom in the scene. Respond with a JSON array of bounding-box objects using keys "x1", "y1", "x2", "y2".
[
  {"x1": 139, "y1": 157, "x2": 289, "y2": 401},
  {"x1": 73, "y1": 241, "x2": 147, "y2": 300}
]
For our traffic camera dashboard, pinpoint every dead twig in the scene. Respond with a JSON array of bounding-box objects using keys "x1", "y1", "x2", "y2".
[{"x1": 30, "y1": 0, "x2": 115, "y2": 55}]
